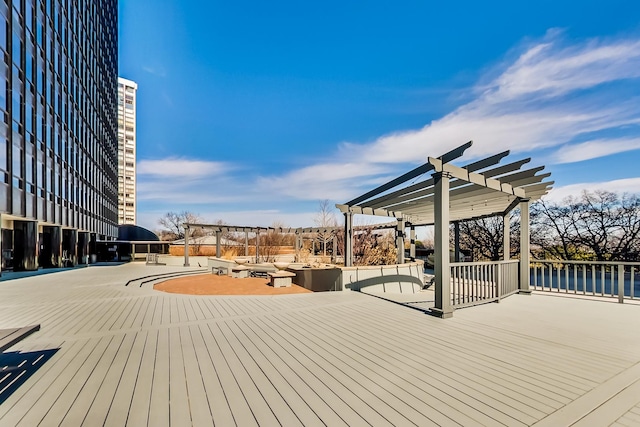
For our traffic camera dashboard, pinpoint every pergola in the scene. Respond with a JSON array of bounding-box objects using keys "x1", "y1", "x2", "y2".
[
  {"x1": 337, "y1": 141, "x2": 553, "y2": 318},
  {"x1": 181, "y1": 222, "x2": 397, "y2": 266}
]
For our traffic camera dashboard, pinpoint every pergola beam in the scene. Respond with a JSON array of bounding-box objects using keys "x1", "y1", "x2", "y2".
[{"x1": 346, "y1": 141, "x2": 472, "y2": 206}]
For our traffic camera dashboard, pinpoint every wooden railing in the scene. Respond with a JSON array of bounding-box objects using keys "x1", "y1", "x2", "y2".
[
  {"x1": 450, "y1": 260, "x2": 520, "y2": 308},
  {"x1": 531, "y1": 260, "x2": 640, "y2": 303}
]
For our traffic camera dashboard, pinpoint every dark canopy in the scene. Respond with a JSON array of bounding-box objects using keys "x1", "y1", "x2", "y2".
[{"x1": 117, "y1": 225, "x2": 159, "y2": 242}]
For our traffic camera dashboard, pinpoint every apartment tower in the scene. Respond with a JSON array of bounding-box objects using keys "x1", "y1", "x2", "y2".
[
  {"x1": 0, "y1": 0, "x2": 119, "y2": 272},
  {"x1": 117, "y1": 78, "x2": 137, "y2": 225}
]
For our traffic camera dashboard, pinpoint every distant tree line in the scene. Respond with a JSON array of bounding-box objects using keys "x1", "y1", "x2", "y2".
[{"x1": 454, "y1": 191, "x2": 640, "y2": 262}]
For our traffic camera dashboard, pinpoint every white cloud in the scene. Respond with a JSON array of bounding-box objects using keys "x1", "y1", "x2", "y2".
[
  {"x1": 487, "y1": 38, "x2": 640, "y2": 101},
  {"x1": 138, "y1": 33, "x2": 640, "y2": 223},
  {"x1": 257, "y1": 162, "x2": 394, "y2": 200},
  {"x1": 544, "y1": 177, "x2": 640, "y2": 202},
  {"x1": 552, "y1": 137, "x2": 640, "y2": 164},
  {"x1": 258, "y1": 33, "x2": 640, "y2": 203},
  {"x1": 137, "y1": 158, "x2": 231, "y2": 178}
]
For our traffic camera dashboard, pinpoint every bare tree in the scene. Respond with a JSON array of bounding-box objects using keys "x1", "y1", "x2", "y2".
[
  {"x1": 314, "y1": 200, "x2": 337, "y2": 257},
  {"x1": 158, "y1": 211, "x2": 203, "y2": 240},
  {"x1": 260, "y1": 222, "x2": 288, "y2": 262},
  {"x1": 353, "y1": 227, "x2": 396, "y2": 266},
  {"x1": 532, "y1": 191, "x2": 640, "y2": 261},
  {"x1": 454, "y1": 211, "x2": 521, "y2": 261}
]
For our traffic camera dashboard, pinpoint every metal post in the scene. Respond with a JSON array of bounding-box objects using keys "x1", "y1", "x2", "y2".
[
  {"x1": 503, "y1": 213, "x2": 510, "y2": 260},
  {"x1": 215, "y1": 230, "x2": 221, "y2": 258},
  {"x1": 344, "y1": 212, "x2": 353, "y2": 267},
  {"x1": 396, "y1": 218, "x2": 405, "y2": 264},
  {"x1": 519, "y1": 199, "x2": 531, "y2": 294},
  {"x1": 409, "y1": 224, "x2": 416, "y2": 261},
  {"x1": 433, "y1": 172, "x2": 453, "y2": 318},
  {"x1": 183, "y1": 226, "x2": 190, "y2": 267}
]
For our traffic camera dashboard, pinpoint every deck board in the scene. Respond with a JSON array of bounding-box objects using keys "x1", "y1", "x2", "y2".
[{"x1": 1, "y1": 264, "x2": 640, "y2": 426}]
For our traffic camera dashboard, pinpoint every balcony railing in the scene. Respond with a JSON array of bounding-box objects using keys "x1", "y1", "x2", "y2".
[
  {"x1": 450, "y1": 260, "x2": 520, "y2": 308},
  {"x1": 530, "y1": 260, "x2": 640, "y2": 303}
]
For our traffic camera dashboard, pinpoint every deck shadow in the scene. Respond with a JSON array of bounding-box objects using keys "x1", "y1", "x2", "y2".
[{"x1": 0, "y1": 348, "x2": 59, "y2": 404}]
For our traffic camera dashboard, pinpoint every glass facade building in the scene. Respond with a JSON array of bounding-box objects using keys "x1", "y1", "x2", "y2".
[{"x1": 0, "y1": 0, "x2": 118, "y2": 271}]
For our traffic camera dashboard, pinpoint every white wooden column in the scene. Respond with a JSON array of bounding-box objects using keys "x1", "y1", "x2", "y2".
[
  {"x1": 503, "y1": 213, "x2": 510, "y2": 260},
  {"x1": 519, "y1": 198, "x2": 531, "y2": 293},
  {"x1": 396, "y1": 218, "x2": 405, "y2": 264},
  {"x1": 245, "y1": 231, "x2": 249, "y2": 256},
  {"x1": 344, "y1": 212, "x2": 353, "y2": 267},
  {"x1": 215, "y1": 230, "x2": 221, "y2": 258},
  {"x1": 183, "y1": 226, "x2": 190, "y2": 267},
  {"x1": 433, "y1": 172, "x2": 453, "y2": 318}
]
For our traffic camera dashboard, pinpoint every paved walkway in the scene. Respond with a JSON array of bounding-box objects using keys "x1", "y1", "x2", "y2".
[{"x1": 1, "y1": 263, "x2": 640, "y2": 426}]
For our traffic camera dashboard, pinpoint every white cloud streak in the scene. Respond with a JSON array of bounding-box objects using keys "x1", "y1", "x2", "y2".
[
  {"x1": 138, "y1": 32, "x2": 640, "y2": 221},
  {"x1": 137, "y1": 158, "x2": 231, "y2": 178},
  {"x1": 552, "y1": 137, "x2": 640, "y2": 164},
  {"x1": 261, "y1": 33, "x2": 640, "y2": 200},
  {"x1": 545, "y1": 177, "x2": 640, "y2": 202}
]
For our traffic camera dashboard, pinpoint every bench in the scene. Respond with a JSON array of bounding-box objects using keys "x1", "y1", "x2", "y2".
[
  {"x1": 0, "y1": 325, "x2": 40, "y2": 353},
  {"x1": 212, "y1": 266, "x2": 228, "y2": 276},
  {"x1": 232, "y1": 266, "x2": 250, "y2": 278},
  {"x1": 267, "y1": 271, "x2": 296, "y2": 288}
]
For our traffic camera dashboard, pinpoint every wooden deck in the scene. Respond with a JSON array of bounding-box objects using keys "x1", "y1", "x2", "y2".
[{"x1": 1, "y1": 263, "x2": 640, "y2": 426}]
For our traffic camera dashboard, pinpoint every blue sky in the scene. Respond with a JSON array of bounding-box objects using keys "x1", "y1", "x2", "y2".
[{"x1": 119, "y1": 0, "x2": 640, "y2": 233}]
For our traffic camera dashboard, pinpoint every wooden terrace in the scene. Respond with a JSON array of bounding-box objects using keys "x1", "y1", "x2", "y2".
[{"x1": 0, "y1": 263, "x2": 639, "y2": 426}]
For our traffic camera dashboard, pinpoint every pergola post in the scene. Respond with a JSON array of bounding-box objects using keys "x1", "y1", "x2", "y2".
[
  {"x1": 215, "y1": 230, "x2": 221, "y2": 258},
  {"x1": 255, "y1": 230, "x2": 260, "y2": 263},
  {"x1": 396, "y1": 217, "x2": 405, "y2": 264},
  {"x1": 433, "y1": 172, "x2": 453, "y2": 319},
  {"x1": 344, "y1": 212, "x2": 353, "y2": 267},
  {"x1": 503, "y1": 213, "x2": 510, "y2": 260},
  {"x1": 519, "y1": 198, "x2": 531, "y2": 293},
  {"x1": 332, "y1": 233, "x2": 337, "y2": 263},
  {"x1": 409, "y1": 224, "x2": 416, "y2": 260},
  {"x1": 245, "y1": 231, "x2": 249, "y2": 256},
  {"x1": 183, "y1": 226, "x2": 190, "y2": 267},
  {"x1": 454, "y1": 221, "x2": 461, "y2": 262}
]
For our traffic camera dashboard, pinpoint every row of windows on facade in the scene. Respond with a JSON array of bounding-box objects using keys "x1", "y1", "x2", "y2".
[
  {"x1": 0, "y1": 6, "x2": 119, "y2": 131},
  {"x1": 0, "y1": 1, "x2": 120, "y2": 233},
  {"x1": 0, "y1": 0, "x2": 120, "y2": 131}
]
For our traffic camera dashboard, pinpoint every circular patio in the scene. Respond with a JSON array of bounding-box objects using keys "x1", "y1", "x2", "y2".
[{"x1": 153, "y1": 273, "x2": 312, "y2": 295}]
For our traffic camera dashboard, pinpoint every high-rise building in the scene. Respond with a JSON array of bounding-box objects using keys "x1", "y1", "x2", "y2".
[
  {"x1": 0, "y1": 0, "x2": 119, "y2": 272},
  {"x1": 117, "y1": 78, "x2": 137, "y2": 225}
]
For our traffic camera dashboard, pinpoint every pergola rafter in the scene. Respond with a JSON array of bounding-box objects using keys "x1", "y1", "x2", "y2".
[{"x1": 337, "y1": 141, "x2": 553, "y2": 318}]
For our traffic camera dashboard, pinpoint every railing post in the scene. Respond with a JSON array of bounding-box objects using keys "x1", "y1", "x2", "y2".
[
  {"x1": 496, "y1": 263, "x2": 502, "y2": 302},
  {"x1": 618, "y1": 264, "x2": 625, "y2": 304}
]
